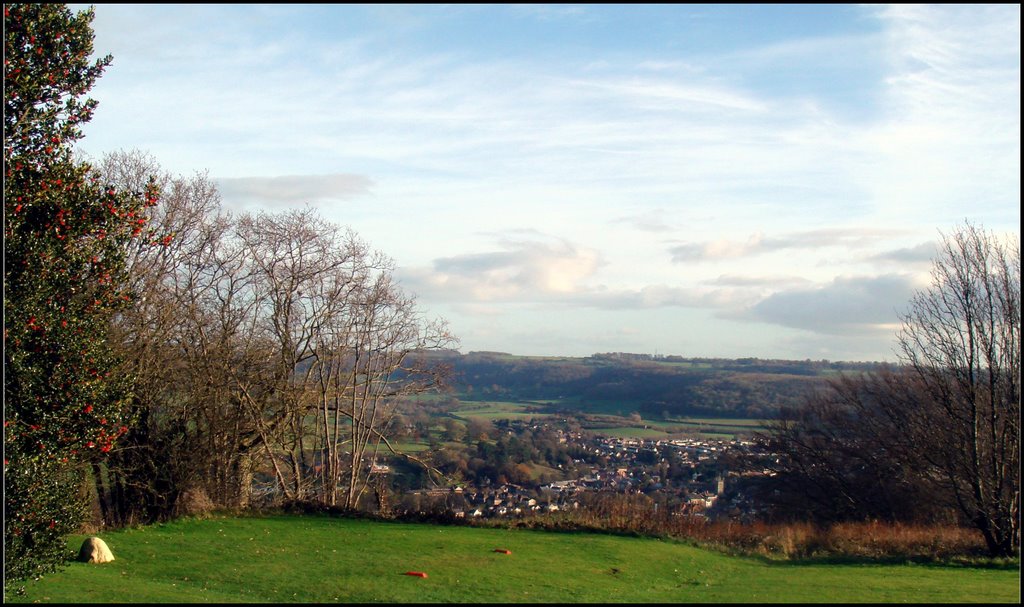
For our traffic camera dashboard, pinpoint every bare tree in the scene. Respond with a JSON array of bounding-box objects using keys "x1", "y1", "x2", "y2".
[
  {"x1": 896, "y1": 222, "x2": 1019, "y2": 557},
  {"x1": 95, "y1": 151, "x2": 458, "y2": 519},
  {"x1": 758, "y1": 370, "x2": 953, "y2": 525},
  {"x1": 230, "y1": 208, "x2": 366, "y2": 501},
  {"x1": 760, "y1": 222, "x2": 1019, "y2": 557},
  {"x1": 230, "y1": 208, "x2": 457, "y2": 508},
  {"x1": 95, "y1": 150, "x2": 249, "y2": 523},
  {"x1": 329, "y1": 271, "x2": 456, "y2": 509}
]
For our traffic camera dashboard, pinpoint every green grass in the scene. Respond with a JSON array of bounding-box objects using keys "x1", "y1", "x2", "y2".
[
  {"x1": 6, "y1": 514, "x2": 1019, "y2": 603},
  {"x1": 582, "y1": 416, "x2": 770, "y2": 440},
  {"x1": 446, "y1": 400, "x2": 768, "y2": 440},
  {"x1": 525, "y1": 462, "x2": 565, "y2": 481},
  {"x1": 451, "y1": 400, "x2": 553, "y2": 422},
  {"x1": 587, "y1": 426, "x2": 669, "y2": 439},
  {"x1": 388, "y1": 440, "x2": 431, "y2": 453},
  {"x1": 671, "y1": 417, "x2": 769, "y2": 428}
]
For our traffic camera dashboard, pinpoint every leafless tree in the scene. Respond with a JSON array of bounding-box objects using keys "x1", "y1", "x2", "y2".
[
  {"x1": 760, "y1": 222, "x2": 1019, "y2": 557},
  {"x1": 758, "y1": 370, "x2": 953, "y2": 525},
  {"x1": 95, "y1": 151, "x2": 458, "y2": 521},
  {"x1": 895, "y1": 222, "x2": 1019, "y2": 557},
  {"x1": 95, "y1": 150, "x2": 257, "y2": 522},
  {"x1": 327, "y1": 271, "x2": 456, "y2": 509},
  {"x1": 226, "y1": 208, "x2": 456, "y2": 508}
]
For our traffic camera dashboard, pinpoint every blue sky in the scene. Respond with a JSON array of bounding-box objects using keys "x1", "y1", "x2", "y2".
[{"x1": 72, "y1": 4, "x2": 1020, "y2": 361}]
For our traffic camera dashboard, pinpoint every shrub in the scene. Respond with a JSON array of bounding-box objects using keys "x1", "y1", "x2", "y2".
[{"x1": 4, "y1": 3, "x2": 158, "y2": 590}]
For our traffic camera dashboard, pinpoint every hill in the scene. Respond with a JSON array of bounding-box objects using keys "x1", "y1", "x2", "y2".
[
  {"x1": 419, "y1": 351, "x2": 886, "y2": 418},
  {"x1": 7, "y1": 514, "x2": 1019, "y2": 603}
]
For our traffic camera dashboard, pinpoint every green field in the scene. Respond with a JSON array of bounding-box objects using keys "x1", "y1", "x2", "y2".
[
  {"x1": 6, "y1": 515, "x2": 1019, "y2": 603},
  {"x1": 450, "y1": 400, "x2": 553, "y2": 422},
  {"x1": 586, "y1": 426, "x2": 669, "y2": 439},
  {"x1": 447, "y1": 399, "x2": 765, "y2": 440},
  {"x1": 388, "y1": 440, "x2": 431, "y2": 453},
  {"x1": 672, "y1": 417, "x2": 768, "y2": 428}
]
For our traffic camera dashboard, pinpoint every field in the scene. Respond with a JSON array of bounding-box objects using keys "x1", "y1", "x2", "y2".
[
  {"x1": 448, "y1": 399, "x2": 766, "y2": 440},
  {"x1": 6, "y1": 514, "x2": 1019, "y2": 603},
  {"x1": 450, "y1": 400, "x2": 554, "y2": 422}
]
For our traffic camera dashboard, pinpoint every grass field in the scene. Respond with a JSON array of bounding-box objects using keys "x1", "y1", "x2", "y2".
[
  {"x1": 671, "y1": 417, "x2": 768, "y2": 428},
  {"x1": 585, "y1": 426, "x2": 669, "y2": 439},
  {"x1": 448, "y1": 400, "x2": 765, "y2": 440},
  {"x1": 450, "y1": 400, "x2": 553, "y2": 422},
  {"x1": 6, "y1": 514, "x2": 1019, "y2": 603}
]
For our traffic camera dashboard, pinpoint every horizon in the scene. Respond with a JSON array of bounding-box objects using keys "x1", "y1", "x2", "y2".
[
  {"x1": 427, "y1": 347, "x2": 892, "y2": 365},
  {"x1": 71, "y1": 4, "x2": 1020, "y2": 362}
]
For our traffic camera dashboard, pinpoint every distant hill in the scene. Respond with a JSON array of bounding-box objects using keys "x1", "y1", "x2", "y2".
[{"x1": 413, "y1": 351, "x2": 888, "y2": 419}]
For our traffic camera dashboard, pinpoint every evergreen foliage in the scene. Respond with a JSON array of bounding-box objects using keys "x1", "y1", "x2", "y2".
[{"x1": 3, "y1": 3, "x2": 159, "y2": 589}]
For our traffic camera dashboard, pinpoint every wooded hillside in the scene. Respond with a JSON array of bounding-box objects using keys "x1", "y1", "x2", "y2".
[{"x1": 415, "y1": 351, "x2": 886, "y2": 419}]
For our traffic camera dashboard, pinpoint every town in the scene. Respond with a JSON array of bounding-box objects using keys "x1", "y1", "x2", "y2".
[{"x1": 393, "y1": 418, "x2": 775, "y2": 522}]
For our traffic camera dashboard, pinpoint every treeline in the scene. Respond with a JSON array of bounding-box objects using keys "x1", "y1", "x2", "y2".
[
  {"x1": 425, "y1": 420, "x2": 574, "y2": 488},
  {"x1": 90, "y1": 151, "x2": 456, "y2": 526},
  {"x1": 417, "y1": 351, "x2": 884, "y2": 418},
  {"x1": 751, "y1": 225, "x2": 1020, "y2": 558}
]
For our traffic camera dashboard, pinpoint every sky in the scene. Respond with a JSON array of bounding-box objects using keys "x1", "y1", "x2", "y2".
[{"x1": 70, "y1": 4, "x2": 1020, "y2": 362}]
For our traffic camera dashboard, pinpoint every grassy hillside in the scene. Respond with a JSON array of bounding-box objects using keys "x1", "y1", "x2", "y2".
[{"x1": 7, "y1": 514, "x2": 1019, "y2": 603}]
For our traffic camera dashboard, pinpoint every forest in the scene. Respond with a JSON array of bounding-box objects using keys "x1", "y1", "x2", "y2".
[{"x1": 423, "y1": 350, "x2": 884, "y2": 419}]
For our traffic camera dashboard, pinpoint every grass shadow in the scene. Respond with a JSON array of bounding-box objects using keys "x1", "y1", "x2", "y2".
[{"x1": 750, "y1": 552, "x2": 1021, "y2": 571}]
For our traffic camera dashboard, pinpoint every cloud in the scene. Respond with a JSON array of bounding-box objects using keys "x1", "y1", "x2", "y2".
[
  {"x1": 215, "y1": 174, "x2": 374, "y2": 207},
  {"x1": 576, "y1": 78, "x2": 768, "y2": 113},
  {"x1": 613, "y1": 209, "x2": 675, "y2": 233},
  {"x1": 508, "y1": 4, "x2": 589, "y2": 22},
  {"x1": 401, "y1": 260, "x2": 762, "y2": 314},
  {"x1": 669, "y1": 227, "x2": 910, "y2": 262},
  {"x1": 73, "y1": 4, "x2": 1017, "y2": 362},
  {"x1": 852, "y1": 4, "x2": 1020, "y2": 227},
  {"x1": 397, "y1": 229, "x2": 772, "y2": 312},
  {"x1": 705, "y1": 274, "x2": 813, "y2": 288},
  {"x1": 741, "y1": 274, "x2": 919, "y2": 334},
  {"x1": 399, "y1": 235, "x2": 603, "y2": 302},
  {"x1": 867, "y1": 241, "x2": 936, "y2": 265}
]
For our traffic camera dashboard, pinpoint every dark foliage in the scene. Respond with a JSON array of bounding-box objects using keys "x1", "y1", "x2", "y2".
[
  {"x1": 4, "y1": 3, "x2": 159, "y2": 589},
  {"x1": 412, "y1": 350, "x2": 879, "y2": 418}
]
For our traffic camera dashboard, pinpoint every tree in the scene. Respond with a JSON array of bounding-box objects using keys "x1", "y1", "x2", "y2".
[
  {"x1": 4, "y1": 4, "x2": 159, "y2": 589},
  {"x1": 92, "y1": 150, "x2": 224, "y2": 525},
  {"x1": 466, "y1": 417, "x2": 494, "y2": 442},
  {"x1": 760, "y1": 222, "x2": 1019, "y2": 557},
  {"x1": 757, "y1": 370, "x2": 952, "y2": 525},
  {"x1": 895, "y1": 222, "x2": 1019, "y2": 557},
  {"x1": 86, "y1": 151, "x2": 458, "y2": 516}
]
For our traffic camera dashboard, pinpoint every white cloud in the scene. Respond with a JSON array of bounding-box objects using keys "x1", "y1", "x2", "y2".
[
  {"x1": 216, "y1": 174, "x2": 374, "y2": 208},
  {"x1": 613, "y1": 209, "x2": 676, "y2": 233},
  {"x1": 853, "y1": 4, "x2": 1020, "y2": 228},
  {"x1": 867, "y1": 241, "x2": 937, "y2": 266},
  {"x1": 741, "y1": 274, "x2": 921, "y2": 334},
  {"x1": 706, "y1": 274, "x2": 813, "y2": 289},
  {"x1": 669, "y1": 228, "x2": 911, "y2": 263},
  {"x1": 399, "y1": 234, "x2": 603, "y2": 302}
]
